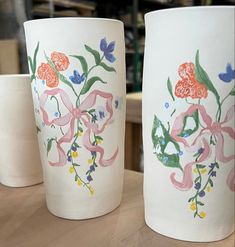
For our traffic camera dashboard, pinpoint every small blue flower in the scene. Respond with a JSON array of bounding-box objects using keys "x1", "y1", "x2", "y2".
[
  {"x1": 100, "y1": 38, "x2": 116, "y2": 63},
  {"x1": 69, "y1": 70, "x2": 85, "y2": 84},
  {"x1": 218, "y1": 63, "x2": 235, "y2": 83},
  {"x1": 67, "y1": 156, "x2": 71, "y2": 162},
  {"x1": 211, "y1": 171, "x2": 216, "y2": 177},
  {"x1": 194, "y1": 182, "x2": 201, "y2": 190},
  {"x1": 162, "y1": 156, "x2": 168, "y2": 165},
  {"x1": 160, "y1": 139, "x2": 166, "y2": 145},
  {"x1": 183, "y1": 133, "x2": 190, "y2": 138},
  {"x1": 42, "y1": 80, "x2": 45, "y2": 85},
  {"x1": 199, "y1": 190, "x2": 205, "y2": 197},
  {"x1": 164, "y1": 102, "x2": 169, "y2": 109},
  {"x1": 54, "y1": 112, "x2": 59, "y2": 117},
  {"x1": 178, "y1": 151, "x2": 183, "y2": 156},
  {"x1": 33, "y1": 86, "x2": 38, "y2": 93},
  {"x1": 87, "y1": 175, "x2": 93, "y2": 182}
]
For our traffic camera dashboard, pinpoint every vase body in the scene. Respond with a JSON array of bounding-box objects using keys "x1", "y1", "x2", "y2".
[
  {"x1": 24, "y1": 18, "x2": 126, "y2": 219},
  {"x1": 0, "y1": 74, "x2": 43, "y2": 187},
  {"x1": 143, "y1": 7, "x2": 235, "y2": 242}
]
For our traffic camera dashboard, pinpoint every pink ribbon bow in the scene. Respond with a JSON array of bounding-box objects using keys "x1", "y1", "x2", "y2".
[
  {"x1": 170, "y1": 104, "x2": 235, "y2": 191},
  {"x1": 40, "y1": 88, "x2": 118, "y2": 167}
]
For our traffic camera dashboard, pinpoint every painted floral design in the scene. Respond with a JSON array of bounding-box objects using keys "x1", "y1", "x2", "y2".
[
  {"x1": 28, "y1": 38, "x2": 120, "y2": 195},
  {"x1": 152, "y1": 50, "x2": 235, "y2": 219}
]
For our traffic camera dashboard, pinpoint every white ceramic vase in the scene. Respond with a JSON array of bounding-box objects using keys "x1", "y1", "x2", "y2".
[
  {"x1": 0, "y1": 74, "x2": 43, "y2": 187},
  {"x1": 24, "y1": 18, "x2": 126, "y2": 219},
  {"x1": 143, "y1": 7, "x2": 235, "y2": 242}
]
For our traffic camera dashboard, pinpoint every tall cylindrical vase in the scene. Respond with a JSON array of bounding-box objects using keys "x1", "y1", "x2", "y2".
[
  {"x1": 24, "y1": 18, "x2": 126, "y2": 219},
  {"x1": 143, "y1": 7, "x2": 235, "y2": 242}
]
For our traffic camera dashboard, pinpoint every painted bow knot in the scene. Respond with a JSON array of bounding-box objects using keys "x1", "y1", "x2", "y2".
[
  {"x1": 40, "y1": 88, "x2": 118, "y2": 167},
  {"x1": 170, "y1": 104, "x2": 235, "y2": 191}
]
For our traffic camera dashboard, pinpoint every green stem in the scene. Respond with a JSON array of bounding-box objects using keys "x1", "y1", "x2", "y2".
[{"x1": 76, "y1": 54, "x2": 105, "y2": 106}]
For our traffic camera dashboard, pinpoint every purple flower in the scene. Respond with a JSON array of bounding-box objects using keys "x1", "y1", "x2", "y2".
[
  {"x1": 87, "y1": 175, "x2": 93, "y2": 182},
  {"x1": 69, "y1": 70, "x2": 85, "y2": 84},
  {"x1": 194, "y1": 182, "x2": 201, "y2": 190},
  {"x1": 90, "y1": 165, "x2": 95, "y2": 172},
  {"x1": 211, "y1": 171, "x2": 216, "y2": 177},
  {"x1": 209, "y1": 163, "x2": 216, "y2": 169},
  {"x1": 95, "y1": 106, "x2": 107, "y2": 121},
  {"x1": 91, "y1": 151, "x2": 96, "y2": 157},
  {"x1": 54, "y1": 112, "x2": 59, "y2": 117},
  {"x1": 100, "y1": 38, "x2": 116, "y2": 63},
  {"x1": 67, "y1": 156, "x2": 71, "y2": 162},
  {"x1": 199, "y1": 190, "x2": 205, "y2": 197},
  {"x1": 71, "y1": 146, "x2": 77, "y2": 152},
  {"x1": 114, "y1": 96, "x2": 123, "y2": 110},
  {"x1": 198, "y1": 148, "x2": 204, "y2": 154}
]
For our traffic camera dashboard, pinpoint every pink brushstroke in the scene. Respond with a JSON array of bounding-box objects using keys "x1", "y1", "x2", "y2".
[
  {"x1": 40, "y1": 88, "x2": 118, "y2": 167},
  {"x1": 170, "y1": 104, "x2": 235, "y2": 191}
]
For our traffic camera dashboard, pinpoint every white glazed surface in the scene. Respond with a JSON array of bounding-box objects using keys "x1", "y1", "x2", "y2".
[
  {"x1": 24, "y1": 18, "x2": 126, "y2": 219},
  {"x1": 0, "y1": 75, "x2": 43, "y2": 187},
  {"x1": 143, "y1": 7, "x2": 235, "y2": 242}
]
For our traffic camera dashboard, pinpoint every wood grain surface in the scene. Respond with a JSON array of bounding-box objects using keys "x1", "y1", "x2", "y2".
[{"x1": 0, "y1": 170, "x2": 234, "y2": 247}]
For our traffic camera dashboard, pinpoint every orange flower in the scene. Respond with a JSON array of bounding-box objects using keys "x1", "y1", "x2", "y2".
[
  {"x1": 37, "y1": 63, "x2": 59, "y2": 88},
  {"x1": 51, "y1": 52, "x2": 69, "y2": 71},
  {"x1": 175, "y1": 62, "x2": 208, "y2": 99}
]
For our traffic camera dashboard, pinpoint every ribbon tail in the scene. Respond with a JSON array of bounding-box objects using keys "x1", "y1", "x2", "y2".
[
  {"x1": 83, "y1": 129, "x2": 118, "y2": 167},
  {"x1": 170, "y1": 138, "x2": 211, "y2": 191},
  {"x1": 49, "y1": 143, "x2": 67, "y2": 167},
  {"x1": 170, "y1": 163, "x2": 194, "y2": 191},
  {"x1": 226, "y1": 167, "x2": 235, "y2": 192},
  {"x1": 216, "y1": 133, "x2": 235, "y2": 163}
]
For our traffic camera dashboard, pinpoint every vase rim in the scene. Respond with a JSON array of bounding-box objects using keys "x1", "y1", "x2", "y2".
[
  {"x1": 0, "y1": 74, "x2": 29, "y2": 78},
  {"x1": 145, "y1": 5, "x2": 235, "y2": 18},
  {"x1": 24, "y1": 17, "x2": 123, "y2": 26}
]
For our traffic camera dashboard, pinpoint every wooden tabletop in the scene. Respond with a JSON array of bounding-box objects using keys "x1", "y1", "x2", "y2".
[{"x1": 0, "y1": 170, "x2": 234, "y2": 247}]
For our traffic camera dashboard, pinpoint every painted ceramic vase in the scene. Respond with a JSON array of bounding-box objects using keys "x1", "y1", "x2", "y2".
[
  {"x1": 143, "y1": 7, "x2": 235, "y2": 242},
  {"x1": 0, "y1": 75, "x2": 43, "y2": 187},
  {"x1": 24, "y1": 18, "x2": 126, "y2": 219}
]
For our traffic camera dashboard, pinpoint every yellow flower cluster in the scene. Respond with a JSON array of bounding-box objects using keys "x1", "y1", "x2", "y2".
[{"x1": 71, "y1": 151, "x2": 78, "y2": 158}]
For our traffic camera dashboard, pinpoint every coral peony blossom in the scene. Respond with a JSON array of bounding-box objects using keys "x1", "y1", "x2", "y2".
[
  {"x1": 175, "y1": 62, "x2": 208, "y2": 99},
  {"x1": 37, "y1": 63, "x2": 59, "y2": 88},
  {"x1": 51, "y1": 51, "x2": 70, "y2": 71}
]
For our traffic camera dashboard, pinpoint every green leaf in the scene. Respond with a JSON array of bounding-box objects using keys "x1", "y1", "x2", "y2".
[
  {"x1": 179, "y1": 109, "x2": 199, "y2": 138},
  {"x1": 152, "y1": 115, "x2": 182, "y2": 170},
  {"x1": 74, "y1": 143, "x2": 80, "y2": 148},
  {"x1": 70, "y1": 55, "x2": 88, "y2": 75},
  {"x1": 36, "y1": 126, "x2": 41, "y2": 134},
  {"x1": 95, "y1": 136, "x2": 103, "y2": 141},
  {"x1": 197, "y1": 201, "x2": 204, "y2": 206},
  {"x1": 229, "y1": 87, "x2": 235, "y2": 96},
  {"x1": 30, "y1": 74, "x2": 36, "y2": 81},
  {"x1": 33, "y1": 42, "x2": 39, "y2": 74},
  {"x1": 99, "y1": 62, "x2": 116, "y2": 72},
  {"x1": 80, "y1": 76, "x2": 106, "y2": 95},
  {"x1": 196, "y1": 164, "x2": 206, "y2": 169},
  {"x1": 167, "y1": 77, "x2": 175, "y2": 101},
  {"x1": 195, "y1": 50, "x2": 220, "y2": 102},
  {"x1": 194, "y1": 176, "x2": 200, "y2": 183},
  {"x1": 85, "y1": 45, "x2": 101, "y2": 65},
  {"x1": 75, "y1": 175, "x2": 78, "y2": 181},
  {"x1": 47, "y1": 138, "x2": 55, "y2": 156},
  {"x1": 73, "y1": 163, "x2": 80, "y2": 167},
  {"x1": 209, "y1": 179, "x2": 213, "y2": 187},
  {"x1": 28, "y1": 56, "x2": 34, "y2": 74}
]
